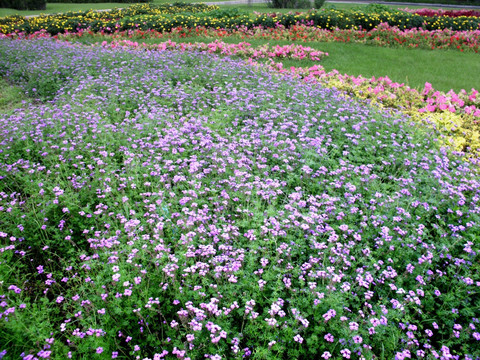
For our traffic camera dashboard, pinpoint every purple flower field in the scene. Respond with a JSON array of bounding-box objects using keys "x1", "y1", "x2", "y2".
[{"x1": 0, "y1": 39, "x2": 479, "y2": 360}]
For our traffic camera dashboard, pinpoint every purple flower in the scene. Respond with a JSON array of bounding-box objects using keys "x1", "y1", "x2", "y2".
[
  {"x1": 353, "y1": 335, "x2": 362, "y2": 344},
  {"x1": 293, "y1": 334, "x2": 303, "y2": 344},
  {"x1": 324, "y1": 333, "x2": 334, "y2": 342},
  {"x1": 323, "y1": 309, "x2": 336, "y2": 322}
]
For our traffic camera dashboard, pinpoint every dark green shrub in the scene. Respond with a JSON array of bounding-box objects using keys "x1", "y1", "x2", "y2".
[
  {"x1": 296, "y1": 0, "x2": 312, "y2": 8},
  {"x1": 0, "y1": 0, "x2": 46, "y2": 10},
  {"x1": 314, "y1": 0, "x2": 326, "y2": 8},
  {"x1": 268, "y1": 0, "x2": 296, "y2": 8},
  {"x1": 204, "y1": 8, "x2": 247, "y2": 18}
]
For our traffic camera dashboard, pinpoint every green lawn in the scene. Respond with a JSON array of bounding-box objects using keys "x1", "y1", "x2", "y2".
[
  {"x1": 305, "y1": 42, "x2": 480, "y2": 93},
  {"x1": 0, "y1": 79, "x2": 28, "y2": 113},
  {"x1": 0, "y1": 3, "x2": 125, "y2": 16}
]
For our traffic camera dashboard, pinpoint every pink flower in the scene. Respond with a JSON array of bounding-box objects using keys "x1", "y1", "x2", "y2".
[{"x1": 422, "y1": 82, "x2": 433, "y2": 95}]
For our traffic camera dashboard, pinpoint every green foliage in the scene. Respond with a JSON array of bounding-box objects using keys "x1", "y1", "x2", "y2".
[
  {"x1": 363, "y1": 3, "x2": 395, "y2": 13},
  {"x1": 204, "y1": 7, "x2": 248, "y2": 18}
]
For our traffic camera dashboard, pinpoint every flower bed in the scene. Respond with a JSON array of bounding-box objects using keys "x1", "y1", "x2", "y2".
[
  {"x1": 49, "y1": 29, "x2": 480, "y2": 158},
  {"x1": 2, "y1": 4, "x2": 480, "y2": 35},
  {"x1": 32, "y1": 22, "x2": 480, "y2": 54},
  {"x1": 0, "y1": 2, "x2": 220, "y2": 34},
  {"x1": 100, "y1": 38, "x2": 328, "y2": 61},
  {"x1": 224, "y1": 22, "x2": 480, "y2": 53},
  {"x1": 106, "y1": 36, "x2": 480, "y2": 157},
  {"x1": 0, "y1": 38, "x2": 479, "y2": 360}
]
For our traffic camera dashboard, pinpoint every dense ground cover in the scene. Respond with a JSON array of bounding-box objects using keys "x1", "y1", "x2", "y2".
[
  {"x1": 0, "y1": 37, "x2": 480, "y2": 360},
  {"x1": 12, "y1": 27, "x2": 480, "y2": 155}
]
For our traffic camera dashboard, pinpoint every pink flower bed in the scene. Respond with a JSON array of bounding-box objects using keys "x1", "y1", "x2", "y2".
[{"x1": 100, "y1": 38, "x2": 328, "y2": 61}]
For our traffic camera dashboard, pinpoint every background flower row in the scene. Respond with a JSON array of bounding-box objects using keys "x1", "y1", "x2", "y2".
[{"x1": 2, "y1": 3, "x2": 480, "y2": 35}]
